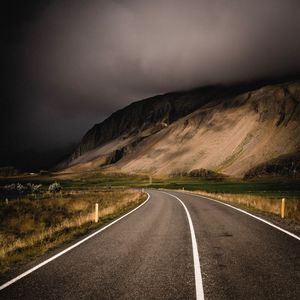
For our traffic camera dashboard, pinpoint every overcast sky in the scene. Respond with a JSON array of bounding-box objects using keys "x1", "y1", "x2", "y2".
[{"x1": 1, "y1": 0, "x2": 300, "y2": 168}]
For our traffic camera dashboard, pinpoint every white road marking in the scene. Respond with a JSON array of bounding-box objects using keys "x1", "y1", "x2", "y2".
[
  {"x1": 0, "y1": 193, "x2": 150, "y2": 291},
  {"x1": 162, "y1": 191, "x2": 205, "y2": 300},
  {"x1": 182, "y1": 191, "x2": 300, "y2": 241}
]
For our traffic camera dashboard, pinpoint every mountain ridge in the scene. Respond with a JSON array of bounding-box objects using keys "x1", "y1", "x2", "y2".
[{"x1": 58, "y1": 79, "x2": 300, "y2": 178}]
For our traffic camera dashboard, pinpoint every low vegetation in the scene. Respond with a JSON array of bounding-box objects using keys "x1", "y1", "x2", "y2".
[
  {"x1": 0, "y1": 171, "x2": 299, "y2": 274},
  {"x1": 183, "y1": 190, "x2": 300, "y2": 223},
  {"x1": 153, "y1": 176, "x2": 300, "y2": 223},
  {"x1": 170, "y1": 168, "x2": 226, "y2": 180},
  {"x1": 149, "y1": 176, "x2": 300, "y2": 198},
  {"x1": 243, "y1": 151, "x2": 300, "y2": 179},
  {"x1": 0, "y1": 187, "x2": 146, "y2": 273},
  {"x1": 2, "y1": 172, "x2": 299, "y2": 198}
]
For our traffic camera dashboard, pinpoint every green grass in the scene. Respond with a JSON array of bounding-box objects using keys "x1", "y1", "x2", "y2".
[
  {"x1": 1, "y1": 172, "x2": 299, "y2": 199},
  {"x1": 0, "y1": 173, "x2": 149, "y2": 190},
  {"x1": 152, "y1": 180, "x2": 300, "y2": 198},
  {"x1": 149, "y1": 177, "x2": 300, "y2": 198}
]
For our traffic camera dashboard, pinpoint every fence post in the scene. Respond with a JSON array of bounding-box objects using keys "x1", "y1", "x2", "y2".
[
  {"x1": 281, "y1": 198, "x2": 285, "y2": 219},
  {"x1": 95, "y1": 203, "x2": 99, "y2": 223}
]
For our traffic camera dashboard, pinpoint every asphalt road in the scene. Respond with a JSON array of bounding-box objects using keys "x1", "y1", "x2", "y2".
[{"x1": 1, "y1": 189, "x2": 299, "y2": 299}]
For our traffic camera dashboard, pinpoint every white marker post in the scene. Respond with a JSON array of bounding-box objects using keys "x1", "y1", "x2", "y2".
[
  {"x1": 95, "y1": 203, "x2": 99, "y2": 223},
  {"x1": 281, "y1": 198, "x2": 285, "y2": 219}
]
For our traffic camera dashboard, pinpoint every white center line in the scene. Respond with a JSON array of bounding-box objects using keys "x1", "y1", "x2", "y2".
[
  {"x1": 162, "y1": 191, "x2": 205, "y2": 300},
  {"x1": 0, "y1": 193, "x2": 150, "y2": 291}
]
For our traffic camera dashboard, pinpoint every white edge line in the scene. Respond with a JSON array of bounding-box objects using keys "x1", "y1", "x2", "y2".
[
  {"x1": 0, "y1": 192, "x2": 150, "y2": 291},
  {"x1": 162, "y1": 191, "x2": 205, "y2": 300},
  {"x1": 177, "y1": 190, "x2": 300, "y2": 241}
]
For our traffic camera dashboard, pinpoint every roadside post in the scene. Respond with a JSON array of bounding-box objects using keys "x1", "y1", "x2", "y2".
[
  {"x1": 95, "y1": 203, "x2": 99, "y2": 223},
  {"x1": 281, "y1": 198, "x2": 285, "y2": 219}
]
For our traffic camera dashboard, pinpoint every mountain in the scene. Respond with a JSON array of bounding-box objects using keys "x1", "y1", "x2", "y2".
[{"x1": 58, "y1": 79, "x2": 300, "y2": 178}]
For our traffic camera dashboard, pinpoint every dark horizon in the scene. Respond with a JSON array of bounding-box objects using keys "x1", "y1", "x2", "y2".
[{"x1": 1, "y1": 0, "x2": 300, "y2": 171}]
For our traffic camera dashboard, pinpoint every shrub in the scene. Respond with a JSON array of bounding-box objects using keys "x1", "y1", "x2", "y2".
[
  {"x1": 16, "y1": 183, "x2": 26, "y2": 195},
  {"x1": 27, "y1": 183, "x2": 42, "y2": 194},
  {"x1": 48, "y1": 182, "x2": 62, "y2": 193}
]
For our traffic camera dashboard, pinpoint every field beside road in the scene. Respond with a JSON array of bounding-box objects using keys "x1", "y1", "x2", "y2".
[
  {"x1": 149, "y1": 176, "x2": 300, "y2": 227},
  {"x1": 149, "y1": 176, "x2": 300, "y2": 198},
  {"x1": 1, "y1": 172, "x2": 299, "y2": 198},
  {"x1": 1, "y1": 189, "x2": 299, "y2": 299},
  {"x1": 0, "y1": 186, "x2": 146, "y2": 274},
  {"x1": 1, "y1": 172, "x2": 299, "y2": 275},
  {"x1": 2, "y1": 172, "x2": 299, "y2": 221}
]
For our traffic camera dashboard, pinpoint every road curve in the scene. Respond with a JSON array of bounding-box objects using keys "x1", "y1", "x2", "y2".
[
  {"x1": 167, "y1": 190, "x2": 300, "y2": 299},
  {"x1": 0, "y1": 189, "x2": 299, "y2": 299}
]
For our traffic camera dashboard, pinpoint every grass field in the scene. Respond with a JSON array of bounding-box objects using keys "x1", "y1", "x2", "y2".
[
  {"x1": 1, "y1": 172, "x2": 299, "y2": 198},
  {"x1": 149, "y1": 177, "x2": 300, "y2": 198},
  {"x1": 0, "y1": 187, "x2": 146, "y2": 274},
  {"x1": 180, "y1": 190, "x2": 300, "y2": 223},
  {"x1": 151, "y1": 176, "x2": 300, "y2": 222},
  {"x1": 0, "y1": 171, "x2": 299, "y2": 273}
]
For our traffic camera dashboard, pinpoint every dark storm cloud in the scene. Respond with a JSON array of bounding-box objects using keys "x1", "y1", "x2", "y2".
[
  {"x1": 24, "y1": 0, "x2": 300, "y2": 108},
  {"x1": 1, "y1": 0, "x2": 300, "y2": 168}
]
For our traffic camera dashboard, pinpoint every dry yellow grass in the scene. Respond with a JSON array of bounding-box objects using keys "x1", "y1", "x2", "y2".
[
  {"x1": 184, "y1": 190, "x2": 300, "y2": 223},
  {"x1": 0, "y1": 188, "x2": 145, "y2": 273}
]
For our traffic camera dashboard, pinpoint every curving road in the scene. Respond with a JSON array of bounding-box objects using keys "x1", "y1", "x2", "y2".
[{"x1": 0, "y1": 189, "x2": 299, "y2": 299}]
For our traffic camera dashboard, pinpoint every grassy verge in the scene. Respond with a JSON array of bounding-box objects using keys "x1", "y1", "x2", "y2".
[
  {"x1": 1, "y1": 172, "x2": 299, "y2": 273},
  {"x1": 150, "y1": 175, "x2": 300, "y2": 224},
  {"x1": 0, "y1": 172, "x2": 150, "y2": 189},
  {"x1": 0, "y1": 188, "x2": 146, "y2": 274},
  {"x1": 177, "y1": 189, "x2": 300, "y2": 224},
  {"x1": 149, "y1": 177, "x2": 300, "y2": 198},
  {"x1": 1, "y1": 172, "x2": 299, "y2": 198}
]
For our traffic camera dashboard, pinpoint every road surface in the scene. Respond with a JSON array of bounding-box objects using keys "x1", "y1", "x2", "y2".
[{"x1": 1, "y1": 189, "x2": 299, "y2": 299}]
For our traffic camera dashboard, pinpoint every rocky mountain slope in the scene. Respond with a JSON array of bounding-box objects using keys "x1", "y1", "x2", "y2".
[{"x1": 58, "y1": 80, "x2": 300, "y2": 178}]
